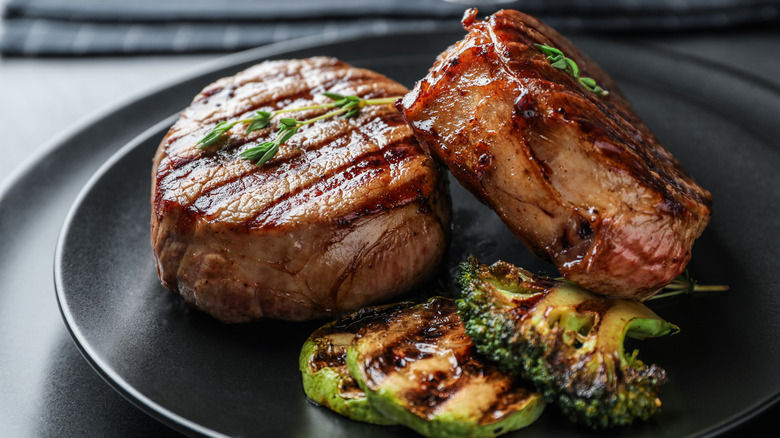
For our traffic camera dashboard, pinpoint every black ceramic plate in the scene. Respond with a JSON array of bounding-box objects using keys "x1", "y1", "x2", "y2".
[{"x1": 53, "y1": 32, "x2": 780, "y2": 438}]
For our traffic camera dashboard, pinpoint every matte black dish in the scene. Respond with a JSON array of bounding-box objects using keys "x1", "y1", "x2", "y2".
[{"x1": 51, "y1": 32, "x2": 780, "y2": 437}]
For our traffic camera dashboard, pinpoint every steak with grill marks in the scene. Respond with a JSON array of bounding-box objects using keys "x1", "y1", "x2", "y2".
[
  {"x1": 151, "y1": 57, "x2": 450, "y2": 322},
  {"x1": 396, "y1": 9, "x2": 712, "y2": 300}
]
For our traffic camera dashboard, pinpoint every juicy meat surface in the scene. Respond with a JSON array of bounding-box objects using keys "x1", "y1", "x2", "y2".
[
  {"x1": 397, "y1": 9, "x2": 711, "y2": 300},
  {"x1": 151, "y1": 57, "x2": 450, "y2": 322}
]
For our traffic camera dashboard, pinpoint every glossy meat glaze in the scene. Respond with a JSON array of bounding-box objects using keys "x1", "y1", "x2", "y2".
[
  {"x1": 397, "y1": 10, "x2": 711, "y2": 300},
  {"x1": 151, "y1": 57, "x2": 450, "y2": 322}
]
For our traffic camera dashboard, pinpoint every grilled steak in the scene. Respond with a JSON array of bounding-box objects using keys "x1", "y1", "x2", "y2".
[
  {"x1": 397, "y1": 9, "x2": 711, "y2": 300},
  {"x1": 151, "y1": 57, "x2": 450, "y2": 322}
]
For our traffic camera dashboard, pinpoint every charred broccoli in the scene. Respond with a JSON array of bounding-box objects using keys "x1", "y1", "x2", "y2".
[{"x1": 456, "y1": 257, "x2": 679, "y2": 429}]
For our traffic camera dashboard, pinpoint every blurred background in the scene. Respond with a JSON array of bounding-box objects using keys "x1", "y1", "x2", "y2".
[{"x1": 1, "y1": 0, "x2": 778, "y2": 436}]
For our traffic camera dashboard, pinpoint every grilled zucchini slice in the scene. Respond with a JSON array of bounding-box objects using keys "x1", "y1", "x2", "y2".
[
  {"x1": 299, "y1": 303, "x2": 406, "y2": 425},
  {"x1": 347, "y1": 297, "x2": 545, "y2": 437}
]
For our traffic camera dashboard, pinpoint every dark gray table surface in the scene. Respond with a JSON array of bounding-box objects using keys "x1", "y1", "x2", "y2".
[{"x1": 1, "y1": 13, "x2": 779, "y2": 437}]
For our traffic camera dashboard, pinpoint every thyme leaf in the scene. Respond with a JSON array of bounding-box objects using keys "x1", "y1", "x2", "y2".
[
  {"x1": 197, "y1": 93, "x2": 401, "y2": 165},
  {"x1": 535, "y1": 43, "x2": 609, "y2": 97},
  {"x1": 196, "y1": 121, "x2": 236, "y2": 149},
  {"x1": 244, "y1": 111, "x2": 272, "y2": 133},
  {"x1": 649, "y1": 270, "x2": 729, "y2": 300}
]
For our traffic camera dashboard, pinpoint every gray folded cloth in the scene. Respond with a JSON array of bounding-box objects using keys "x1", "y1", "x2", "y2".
[{"x1": 2, "y1": 0, "x2": 779, "y2": 56}]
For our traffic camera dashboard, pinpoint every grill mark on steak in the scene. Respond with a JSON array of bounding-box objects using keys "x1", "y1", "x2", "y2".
[
  {"x1": 157, "y1": 108, "x2": 409, "y2": 218},
  {"x1": 186, "y1": 115, "x2": 414, "y2": 223},
  {"x1": 246, "y1": 143, "x2": 423, "y2": 229},
  {"x1": 182, "y1": 61, "x2": 405, "y2": 145},
  {"x1": 151, "y1": 57, "x2": 449, "y2": 322}
]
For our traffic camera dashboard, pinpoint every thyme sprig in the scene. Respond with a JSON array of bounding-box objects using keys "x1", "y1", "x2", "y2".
[
  {"x1": 535, "y1": 43, "x2": 609, "y2": 97},
  {"x1": 196, "y1": 93, "x2": 401, "y2": 166},
  {"x1": 650, "y1": 270, "x2": 729, "y2": 300}
]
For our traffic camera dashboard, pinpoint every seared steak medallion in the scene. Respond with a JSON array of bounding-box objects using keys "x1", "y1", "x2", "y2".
[
  {"x1": 397, "y1": 9, "x2": 711, "y2": 300},
  {"x1": 151, "y1": 57, "x2": 450, "y2": 322}
]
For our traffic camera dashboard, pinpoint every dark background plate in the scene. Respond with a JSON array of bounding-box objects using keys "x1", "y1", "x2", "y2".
[{"x1": 8, "y1": 30, "x2": 779, "y2": 437}]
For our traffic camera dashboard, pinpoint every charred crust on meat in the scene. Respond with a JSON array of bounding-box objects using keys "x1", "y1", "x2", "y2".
[
  {"x1": 397, "y1": 10, "x2": 711, "y2": 299},
  {"x1": 151, "y1": 57, "x2": 450, "y2": 322}
]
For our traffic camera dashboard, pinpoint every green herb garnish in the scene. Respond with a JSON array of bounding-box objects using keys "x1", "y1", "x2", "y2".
[
  {"x1": 197, "y1": 93, "x2": 401, "y2": 166},
  {"x1": 535, "y1": 43, "x2": 609, "y2": 97},
  {"x1": 650, "y1": 270, "x2": 729, "y2": 300}
]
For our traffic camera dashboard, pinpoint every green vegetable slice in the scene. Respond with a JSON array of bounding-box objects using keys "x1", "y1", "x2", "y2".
[
  {"x1": 299, "y1": 303, "x2": 407, "y2": 425},
  {"x1": 347, "y1": 297, "x2": 545, "y2": 438}
]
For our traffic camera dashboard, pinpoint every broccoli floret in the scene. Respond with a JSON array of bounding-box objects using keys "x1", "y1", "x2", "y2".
[{"x1": 456, "y1": 256, "x2": 679, "y2": 429}]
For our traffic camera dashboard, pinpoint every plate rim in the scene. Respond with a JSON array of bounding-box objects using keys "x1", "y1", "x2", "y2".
[{"x1": 51, "y1": 115, "x2": 218, "y2": 437}]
